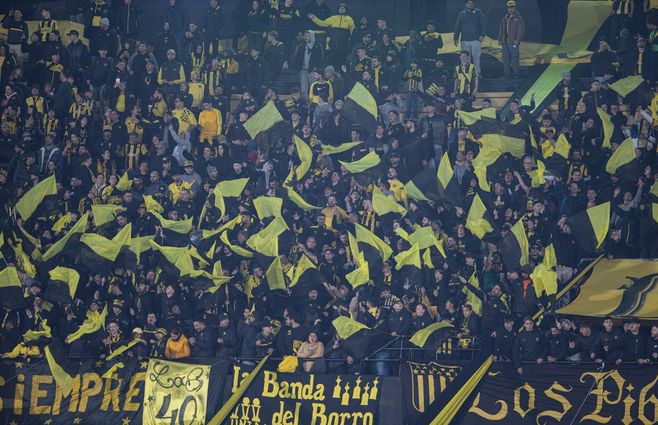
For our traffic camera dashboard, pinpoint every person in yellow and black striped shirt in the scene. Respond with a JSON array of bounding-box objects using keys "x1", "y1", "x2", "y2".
[
  {"x1": 403, "y1": 59, "x2": 422, "y2": 120},
  {"x1": 25, "y1": 86, "x2": 46, "y2": 118},
  {"x1": 43, "y1": 110, "x2": 59, "y2": 136},
  {"x1": 38, "y1": 8, "x2": 57, "y2": 43},
  {"x1": 172, "y1": 97, "x2": 197, "y2": 135},
  {"x1": 122, "y1": 132, "x2": 148, "y2": 170}
]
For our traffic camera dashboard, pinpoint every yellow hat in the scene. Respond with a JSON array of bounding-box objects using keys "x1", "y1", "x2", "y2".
[{"x1": 507, "y1": 0, "x2": 516, "y2": 6}]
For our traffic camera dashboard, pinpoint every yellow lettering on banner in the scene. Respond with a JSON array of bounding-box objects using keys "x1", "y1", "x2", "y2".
[
  {"x1": 468, "y1": 393, "x2": 508, "y2": 420},
  {"x1": 638, "y1": 374, "x2": 658, "y2": 425},
  {"x1": 536, "y1": 382, "x2": 573, "y2": 424},
  {"x1": 513, "y1": 383, "x2": 535, "y2": 419},
  {"x1": 101, "y1": 377, "x2": 122, "y2": 411},
  {"x1": 272, "y1": 400, "x2": 300, "y2": 425},
  {"x1": 580, "y1": 370, "x2": 625, "y2": 423},
  {"x1": 13, "y1": 374, "x2": 24, "y2": 414},
  {"x1": 622, "y1": 386, "x2": 635, "y2": 425},
  {"x1": 0, "y1": 375, "x2": 4, "y2": 411},
  {"x1": 52, "y1": 374, "x2": 81, "y2": 414},
  {"x1": 79, "y1": 373, "x2": 102, "y2": 412},
  {"x1": 124, "y1": 372, "x2": 145, "y2": 411},
  {"x1": 310, "y1": 403, "x2": 374, "y2": 425},
  {"x1": 263, "y1": 371, "x2": 279, "y2": 397},
  {"x1": 231, "y1": 365, "x2": 249, "y2": 392},
  {"x1": 30, "y1": 375, "x2": 52, "y2": 414}
]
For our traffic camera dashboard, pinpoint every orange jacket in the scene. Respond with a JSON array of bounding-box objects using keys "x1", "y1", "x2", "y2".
[{"x1": 164, "y1": 335, "x2": 191, "y2": 360}]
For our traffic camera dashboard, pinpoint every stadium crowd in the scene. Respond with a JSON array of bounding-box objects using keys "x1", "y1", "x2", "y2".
[{"x1": 1, "y1": 0, "x2": 658, "y2": 376}]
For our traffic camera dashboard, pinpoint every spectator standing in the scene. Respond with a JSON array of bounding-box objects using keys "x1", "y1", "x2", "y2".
[
  {"x1": 454, "y1": 0, "x2": 486, "y2": 78},
  {"x1": 2, "y1": 9, "x2": 29, "y2": 67},
  {"x1": 498, "y1": 1, "x2": 525, "y2": 79}
]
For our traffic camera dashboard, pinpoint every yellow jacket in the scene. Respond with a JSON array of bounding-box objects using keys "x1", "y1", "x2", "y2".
[
  {"x1": 165, "y1": 335, "x2": 191, "y2": 360},
  {"x1": 311, "y1": 14, "x2": 355, "y2": 33},
  {"x1": 198, "y1": 108, "x2": 223, "y2": 142}
]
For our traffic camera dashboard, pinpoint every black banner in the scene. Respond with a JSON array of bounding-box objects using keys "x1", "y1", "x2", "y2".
[
  {"x1": 461, "y1": 363, "x2": 658, "y2": 424},
  {"x1": 400, "y1": 360, "x2": 463, "y2": 424},
  {"x1": 226, "y1": 363, "x2": 381, "y2": 425},
  {"x1": 0, "y1": 358, "x2": 228, "y2": 425}
]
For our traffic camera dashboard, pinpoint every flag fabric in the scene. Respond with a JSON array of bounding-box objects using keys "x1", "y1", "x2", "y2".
[
  {"x1": 15, "y1": 174, "x2": 57, "y2": 220},
  {"x1": 650, "y1": 181, "x2": 658, "y2": 199},
  {"x1": 151, "y1": 211, "x2": 194, "y2": 234},
  {"x1": 555, "y1": 133, "x2": 571, "y2": 159},
  {"x1": 464, "y1": 273, "x2": 483, "y2": 315},
  {"x1": 52, "y1": 213, "x2": 73, "y2": 234},
  {"x1": 605, "y1": 138, "x2": 639, "y2": 181},
  {"x1": 469, "y1": 117, "x2": 527, "y2": 158},
  {"x1": 42, "y1": 213, "x2": 89, "y2": 262},
  {"x1": 653, "y1": 203, "x2": 658, "y2": 223},
  {"x1": 289, "y1": 254, "x2": 317, "y2": 287},
  {"x1": 149, "y1": 240, "x2": 195, "y2": 276},
  {"x1": 404, "y1": 168, "x2": 441, "y2": 201},
  {"x1": 253, "y1": 196, "x2": 283, "y2": 220},
  {"x1": 472, "y1": 145, "x2": 503, "y2": 192},
  {"x1": 243, "y1": 101, "x2": 285, "y2": 139},
  {"x1": 0, "y1": 266, "x2": 24, "y2": 309},
  {"x1": 371, "y1": 186, "x2": 406, "y2": 216},
  {"x1": 529, "y1": 159, "x2": 546, "y2": 187},
  {"x1": 332, "y1": 316, "x2": 370, "y2": 340},
  {"x1": 65, "y1": 305, "x2": 108, "y2": 344},
  {"x1": 355, "y1": 223, "x2": 393, "y2": 261},
  {"x1": 409, "y1": 322, "x2": 453, "y2": 348},
  {"x1": 609, "y1": 75, "x2": 645, "y2": 98},
  {"x1": 45, "y1": 267, "x2": 80, "y2": 304},
  {"x1": 92, "y1": 204, "x2": 127, "y2": 227},
  {"x1": 217, "y1": 178, "x2": 250, "y2": 197},
  {"x1": 597, "y1": 108, "x2": 614, "y2": 149},
  {"x1": 395, "y1": 243, "x2": 421, "y2": 270},
  {"x1": 220, "y1": 231, "x2": 254, "y2": 258},
  {"x1": 10, "y1": 240, "x2": 37, "y2": 278},
  {"x1": 543, "y1": 243, "x2": 558, "y2": 268},
  {"x1": 321, "y1": 141, "x2": 363, "y2": 155},
  {"x1": 339, "y1": 151, "x2": 381, "y2": 174},
  {"x1": 290, "y1": 135, "x2": 313, "y2": 181},
  {"x1": 143, "y1": 195, "x2": 164, "y2": 214},
  {"x1": 200, "y1": 184, "x2": 226, "y2": 223},
  {"x1": 569, "y1": 202, "x2": 611, "y2": 253},
  {"x1": 343, "y1": 82, "x2": 378, "y2": 132},
  {"x1": 265, "y1": 256, "x2": 286, "y2": 290},
  {"x1": 79, "y1": 224, "x2": 132, "y2": 270},
  {"x1": 115, "y1": 171, "x2": 133, "y2": 191},
  {"x1": 456, "y1": 108, "x2": 497, "y2": 125},
  {"x1": 465, "y1": 194, "x2": 494, "y2": 239},
  {"x1": 44, "y1": 344, "x2": 75, "y2": 397},
  {"x1": 437, "y1": 153, "x2": 463, "y2": 205},
  {"x1": 346, "y1": 253, "x2": 370, "y2": 288},
  {"x1": 284, "y1": 186, "x2": 320, "y2": 210},
  {"x1": 531, "y1": 263, "x2": 558, "y2": 297},
  {"x1": 500, "y1": 218, "x2": 529, "y2": 270}
]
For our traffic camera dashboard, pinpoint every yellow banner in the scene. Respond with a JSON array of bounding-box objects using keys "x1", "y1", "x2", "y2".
[
  {"x1": 557, "y1": 259, "x2": 658, "y2": 318},
  {"x1": 142, "y1": 359, "x2": 211, "y2": 425}
]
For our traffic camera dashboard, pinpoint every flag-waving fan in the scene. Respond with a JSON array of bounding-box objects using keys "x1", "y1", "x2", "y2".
[
  {"x1": 41, "y1": 213, "x2": 89, "y2": 262},
  {"x1": 15, "y1": 174, "x2": 58, "y2": 221},
  {"x1": 243, "y1": 101, "x2": 285, "y2": 139},
  {"x1": 437, "y1": 153, "x2": 463, "y2": 206},
  {"x1": 0, "y1": 266, "x2": 25, "y2": 309},
  {"x1": 468, "y1": 117, "x2": 527, "y2": 158},
  {"x1": 605, "y1": 138, "x2": 640, "y2": 182},
  {"x1": 342, "y1": 82, "x2": 378, "y2": 133},
  {"x1": 500, "y1": 218, "x2": 529, "y2": 270},
  {"x1": 45, "y1": 266, "x2": 80, "y2": 305},
  {"x1": 568, "y1": 202, "x2": 611, "y2": 255}
]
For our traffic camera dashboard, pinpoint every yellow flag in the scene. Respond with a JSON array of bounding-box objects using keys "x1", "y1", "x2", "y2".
[
  {"x1": 149, "y1": 241, "x2": 195, "y2": 275},
  {"x1": 543, "y1": 243, "x2": 557, "y2": 268},
  {"x1": 253, "y1": 196, "x2": 283, "y2": 220},
  {"x1": 289, "y1": 254, "x2": 317, "y2": 287},
  {"x1": 243, "y1": 101, "x2": 284, "y2": 139},
  {"x1": 404, "y1": 180, "x2": 430, "y2": 201},
  {"x1": 394, "y1": 243, "x2": 421, "y2": 270},
  {"x1": 597, "y1": 108, "x2": 614, "y2": 148},
  {"x1": 292, "y1": 135, "x2": 313, "y2": 181},
  {"x1": 466, "y1": 194, "x2": 493, "y2": 239},
  {"x1": 52, "y1": 213, "x2": 73, "y2": 234},
  {"x1": 422, "y1": 248, "x2": 434, "y2": 269},
  {"x1": 555, "y1": 133, "x2": 571, "y2": 159},
  {"x1": 0, "y1": 266, "x2": 21, "y2": 288},
  {"x1": 266, "y1": 256, "x2": 286, "y2": 290},
  {"x1": 650, "y1": 181, "x2": 658, "y2": 198},
  {"x1": 144, "y1": 195, "x2": 164, "y2": 214},
  {"x1": 472, "y1": 145, "x2": 501, "y2": 192},
  {"x1": 217, "y1": 178, "x2": 249, "y2": 197},
  {"x1": 285, "y1": 186, "x2": 320, "y2": 210},
  {"x1": 437, "y1": 153, "x2": 453, "y2": 188},
  {"x1": 346, "y1": 255, "x2": 370, "y2": 288},
  {"x1": 220, "y1": 231, "x2": 254, "y2": 258},
  {"x1": 408, "y1": 226, "x2": 441, "y2": 249},
  {"x1": 409, "y1": 322, "x2": 453, "y2": 347},
  {"x1": 605, "y1": 138, "x2": 636, "y2": 175},
  {"x1": 355, "y1": 223, "x2": 393, "y2": 260},
  {"x1": 45, "y1": 346, "x2": 73, "y2": 396},
  {"x1": 332, "y1": 316, "x2": 370, "y2": 340},
  {"x1": 479, "y1": 133, "x2": 525, "y2": 158},
  {"x1": 652, "y1": 204, "x2": 658, "y2": 223},
  {"x1": 531, "y1": 263, "x2": 558, "y2": 297},
  {"x1": 456, "y1": 108, "x2": 497, "y2": 125},
  {"x1": 42, "y1": 213, "x2": 89, "y2": 262},
  {"x1": 11, "y1": 241, "x2": 37, "y2": 278},
  {"x1": 49, "y1": 267, "x2": 80, "y2": 299},
  {"x1": 321, "y1": 141, "x2": 363, "y2": 155},
  {"x1": 151, "y1": 211, "x2": 194, "y2": 233},
  {"x1": 530, "y1": 160, "x2": 546, "y2": 187},
  {"x1": 608, "y1": 75, "x2": 644, "y2": 97},
  {"x1": 65, "y1": 305, "x2": 108, "y2": 344},
  {"x1": 15, "y1": 174, "x2": 57, "y2": 220},
  {"x1": 116, "y1": 171, "x2": 133, "y2": 191},
  {"x1": 346, "y1": 82, "x2": 378, "y2": 119},
  {"x1": 339, "y1": 151, "x2": 381, "y2": 174},
  {"x1": 372, "y1": 186, "x2": 406, "y2": 216},
  {"x1": 92, "y1": 204, "x2": 127, "y2": 227},
  {"x1": 465, "y1": 273, "x2": 482, "y2": 315}
]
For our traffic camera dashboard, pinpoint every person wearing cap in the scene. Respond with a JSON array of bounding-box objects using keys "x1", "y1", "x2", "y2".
[
  {"x1": 454, "y1": 1, "x2": 487, "y2": 77},
  {"x1": 308, "y1": 3, "x2": 354, "y2": 67},
  {"x1": 66, "y1": 29, "x2": 90, "y2": 75},
  {"x1": 497, "y1": 0, "x2": 525, "y2": 78},
  {"x1": 158, "y1": 49, "x2": 186, "y2": 98}
]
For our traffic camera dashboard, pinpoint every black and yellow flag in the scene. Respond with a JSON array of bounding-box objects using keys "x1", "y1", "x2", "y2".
[
  {"x1": 332, "y1": 316, "x2": 370, "y2": 340},
  {"x1": 395, "y1": 243, "x2": 422, "y2": 270},
  {"x1": 555, "y1": 133, "x2": 571, "y2": 159},
  {"x1": 45, "y1": 343, "x2": 76, "y2": 397},
  {"x1": 500, "y1": 218, "x2": 529, "y2": 270},
  {"x1": 79, "y1": 223, "x2": 132, "y2": 269},
  {"x1": 569, "y1": 202, "x2": 610, "y2": 253},
  {"x1": 65, "y1": 305, "x2": 108, "y2": 344},
  {"x1": 339, "y1": 151, "x2": 381, "y2": 174},
  {"x1": 217, "y1": 177, "x2": 250, "y2": 197},
  {"x1": 265, "y1": 256, "x2": 286, "y2": 291},
  {"x1": 465, "y1": 194, "x2": 494, "y2": 239},
  {"x1": 288, "y1": 253, "x2": 317, "y2": 288},
  {"x1": 355, "y1": 222, "x2": 393, "y2": 261},
  {"x1": 253, "y1": 196, "x2": 283, "y2": 220},
  {"x1": 246, "y1": 216, "x2": 288, "y2": 256},
  {"x1": 0, "y1": 266, "x2": 24, "y2": 309},
  {"x1": 151, "y1": 211, "x2": 193, "y2": 234},
  {"x1": 288, "y1": 135, "x2": 313, "y2": 182},
  {"x1": 597, "y1": 108, "x2": 614, "y2": 149},
  {"x1": 220, "y1": 231, "x2": 254, "y2": 258},
  {"x1": 115, "y1": 171, "x2": 133, "y2": 191},
  {"x1": 405, "y1": 168, "x2": 441, "y2": 201},
  {"x1": 346, "y1": 251, "x2": 370, "y2": 288},
  {"x1": 149, "y1": 240, "x2": 195, "y2": 277},
  {"x1": 321, "y1": 141, "x2": 363, "y2": 155},
  {"x1": 469, "y1": 117, "x2": 527, "y2": 158},
  {"x1": 243, "y1": 101, "x2": 285, "y2": 139},
  {"x1": 372, "y1": 186, "x2": 406, "y2": 216},
  {"x1": 92, "y1": 204, "x2": 127, "y2": 227},
  {"x1": 343, "y1": 82, "x2": 378, "y2": 132},
  {"x1": 15, "y1": 174, "x2": 57, "y2": 220},
  {"x1": 437, "y1": 153, "x2": 463, "y2": 206},
  {"x1": 456, "y1": 108, "x2": 496, "y2": 125},
  {"x1": 609, "y1": 75, "x2": 645, "y2": 98},
  {"x1": 284, "y1": 185, "x2": 320, "y2": 211},
  {"x1": 42, "y1": 213, "x2": 89, "y2": 262},
  {"x1": 531, "y1": 263, "x2": 558, "y2": 298},
  {"x1": 605, "y1": 138, "x2": 639, "y2": 182},
  {"x1": 472, "y1": 145, "x2": 502, "y2": 192},
  {"x1": 409, "y1": 322, "x2": 453, "y2": 348},
  {"x1": 45, "y1": 266, "x2": 80, "y2": 304}
]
